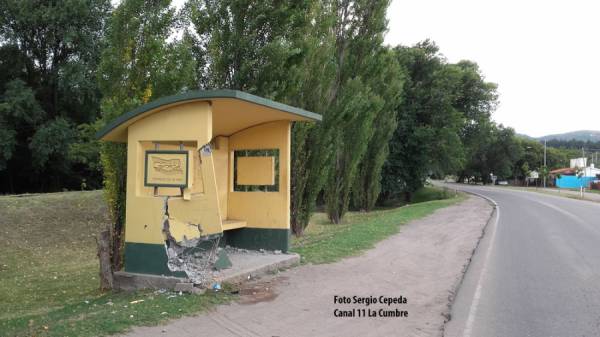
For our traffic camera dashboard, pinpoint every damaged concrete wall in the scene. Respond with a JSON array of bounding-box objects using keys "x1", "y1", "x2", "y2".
[
  {"x1": 161, "y1": 196, "x2": 221, "y2": 285},
  {"x1": 121, "y1": 102, "x2": 225, "y2": 283}
]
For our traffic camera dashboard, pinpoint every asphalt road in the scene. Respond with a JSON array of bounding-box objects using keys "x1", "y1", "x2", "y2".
[{"x1": 444, "y1": 184, "x2": 600, "y2": 337}]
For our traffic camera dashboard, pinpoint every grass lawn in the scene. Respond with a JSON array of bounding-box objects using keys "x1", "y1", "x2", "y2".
[
  {"x1": 0, "y1": 191, "x2": 233, "y2": 337},
  {"x1": 292, "y1": 187, "x2": 464, "y2": 264},
  {"x1": 0, "y1": 186, "x2": 462, "y2": 336}
]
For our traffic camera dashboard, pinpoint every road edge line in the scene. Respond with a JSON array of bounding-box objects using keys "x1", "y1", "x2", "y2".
[{"x1": 441, "y1": 189, "x2": 500, "y2": 337}]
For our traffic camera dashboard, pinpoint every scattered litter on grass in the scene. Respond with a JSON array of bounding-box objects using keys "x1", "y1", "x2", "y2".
[{"x1": 130, "y1": 299, "x2": 144, "y2": 304}]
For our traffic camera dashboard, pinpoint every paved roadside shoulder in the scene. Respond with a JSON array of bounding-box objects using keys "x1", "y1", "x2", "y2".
[{"x1": 124, "y1": 196, "x2": 493, "y2": 337}]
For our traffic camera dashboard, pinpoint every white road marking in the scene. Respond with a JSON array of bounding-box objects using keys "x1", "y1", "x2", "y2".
[
  {"x1": 529, "y1": 198, "x2": 585, "y2": 224},
  {"x1": 462, "y1": 195, "x2": 500, "y2": 337},
  {"x1": 447, "y1": 185, "x2": 598, "y2": 336}
]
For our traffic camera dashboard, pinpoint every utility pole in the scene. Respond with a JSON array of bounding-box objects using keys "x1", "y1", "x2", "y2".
[{"x1": 543, "y1": 139, "x2": 547, "y2": 188}]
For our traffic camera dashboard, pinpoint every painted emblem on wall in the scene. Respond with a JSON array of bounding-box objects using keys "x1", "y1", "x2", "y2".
[
  {"x1": 145, "y1": 150, "x2": 189, "y2": 187},
  {"x1": 152, "y1": 157, "x2": 183, "y2": 174}
]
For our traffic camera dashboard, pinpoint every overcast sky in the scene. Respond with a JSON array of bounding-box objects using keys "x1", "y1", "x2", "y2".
[
  {"x1": 385, "y1": 0, "x2": 600, "y2": 137},
  {"x1": 165, "y1": 0, "x2": 598, "y2": 137}
]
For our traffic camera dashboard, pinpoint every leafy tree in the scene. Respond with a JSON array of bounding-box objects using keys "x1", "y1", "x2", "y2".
[
  {"x1": 0, "y1": 116, "x2": 16, "y2": 171},
  {"x1": 462, "y1": 123, "x2": 522, "y2": 183},
  {"x1": 0, "y1": 0, "x2": 111, "y2": 193},
  {"x1": 545, "y1": 147, "x2": 569, "y2": 169},
  {"x1": 539, "y1": 165, "x2": 550, "y2": 186},
  {"x1": 323, "y1": 0, "x2": 392, "y2": 223},
  {"x1": 285, "y1": 5, "x2": 338, "y2": 235},
  {"x1": 29, "y1": 117, "x2": 78, "y2": 188},
  {"x1": 324, "y1": 79, "x2": 381, "y2": 223},
  {"x1": 351, "y1": 48, "x2": 404, "y2": 211},
  {"x1": 187, "y1": 0, "x2": 337, "y2": 234},
  {"x1": 98, "y1": 0, "x2": 196, "y2": 269},
  {"x1": 69, "y1": 123, "x2": 104, "y2": 189},
  {"x1": 0, "y1": 80, "x2": 45, "y2": 174},
  {"x1": 188, "y1": 0, "x2": 314, "y2": 96},
  {"x1": 520, "y1": 161, "x2": 531, "y2": 181},
  {"x1": 382, "y1": 41, "x2": 466, "y2": 202},
  {"x1": 453, "y1": 60, "x2": 498, "y2": 182}
]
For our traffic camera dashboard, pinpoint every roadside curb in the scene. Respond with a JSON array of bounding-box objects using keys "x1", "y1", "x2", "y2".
[{"x1": 441, "y1": 188, "x2": 499, "y2": 337}]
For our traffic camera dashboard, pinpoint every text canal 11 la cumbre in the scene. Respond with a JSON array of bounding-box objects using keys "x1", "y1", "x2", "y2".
[{"x1": 333, "y1": 295, "x2": 408, "y2": 318}]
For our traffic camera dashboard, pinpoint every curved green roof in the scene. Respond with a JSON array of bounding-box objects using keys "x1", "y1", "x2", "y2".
[{"x1": 96, "y1": 89, "x2": 322, "y2": 140}]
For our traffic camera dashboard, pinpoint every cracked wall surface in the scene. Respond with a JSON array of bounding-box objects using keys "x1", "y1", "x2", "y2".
[{"x1": 162, "y1": 196, "x2": 221, "y2": 285}]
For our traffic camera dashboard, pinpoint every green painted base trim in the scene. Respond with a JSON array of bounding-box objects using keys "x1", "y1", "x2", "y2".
[
  {"x1": 124, "y1": 242, "x2": 186, "y2": 277},
  {"x1": 124, "y1": 229, "x2": 288, "y2": 276},
  {"x1": 224, "y1": 227, "x2": 290, "y2": 252}
]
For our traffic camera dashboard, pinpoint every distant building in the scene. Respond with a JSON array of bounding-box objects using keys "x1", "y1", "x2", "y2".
[
  {"x1": 570, "y1": 157, "x2": 587, "y2": 169},
  {"x1": 529, "y1": 170, "x2": 539, "y2": 179},
  {"x1": 552, "y1": 157, "x2": 600, "y2": 188}
]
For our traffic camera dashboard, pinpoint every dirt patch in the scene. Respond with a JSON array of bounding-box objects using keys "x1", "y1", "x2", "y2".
[{"x1": 235, "y1": 276, "x2": 289, "y2": 305}]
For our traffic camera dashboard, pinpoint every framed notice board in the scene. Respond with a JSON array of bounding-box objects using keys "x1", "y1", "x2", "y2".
[{"x1": 144, "y1": 150, "x2": 189, "y2": 188}]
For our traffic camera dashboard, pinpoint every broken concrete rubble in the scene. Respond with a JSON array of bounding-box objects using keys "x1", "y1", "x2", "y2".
[
  {"x1": 113, "y1": 250, "x2": 300, "y2": 291},
  {"x1": 161, "y1": 196, "x2": 221, "y2": 286},
  {"x1": 174, "y1": 283, "x2": 194, "y2": 293}
]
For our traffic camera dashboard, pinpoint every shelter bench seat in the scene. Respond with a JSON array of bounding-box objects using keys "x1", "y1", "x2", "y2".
[{"x1": 221, "y1": 219, "x2": 247, "y2": 231}]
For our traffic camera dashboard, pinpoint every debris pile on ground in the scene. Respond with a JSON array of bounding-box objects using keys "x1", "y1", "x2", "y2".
[
  {"x1": 158, "y1": 194, "x2": 299, "y2": 289},
  {"x1": 165, "y1": 237, "x2": 221, "y2": 285}
]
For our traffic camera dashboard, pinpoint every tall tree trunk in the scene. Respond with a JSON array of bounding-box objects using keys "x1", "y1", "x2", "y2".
[
  {"x1": 111, "y1": 218, "x2": 124, "y2": 271},
  {"x1": 97, "y1": 229, "x2": 113, "y2": 291},
  {"x1": 404, "y1": 191, "x2": 412, "y2": 203},
  {"x1": 291, "y1": 218, "x2": 304, "y2": 236}
]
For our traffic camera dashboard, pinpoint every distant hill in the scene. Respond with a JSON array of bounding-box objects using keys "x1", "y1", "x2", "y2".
[
  {"x1": 524, "y1": 130, "x2": 600, "y2": 142},
  {"x1": 516, "y1": 133, "x2": 535, "y2": 140}
]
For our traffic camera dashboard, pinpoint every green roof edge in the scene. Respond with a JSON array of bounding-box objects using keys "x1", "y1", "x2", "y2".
[{"x1": 95, "y1": 89, "x2": 322, "y2": 140}]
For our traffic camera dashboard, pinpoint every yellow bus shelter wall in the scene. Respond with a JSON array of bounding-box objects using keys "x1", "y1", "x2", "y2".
[
  {"x1": 212, "y1": 136, "x2": 229, "y2": 220},
  {"x1": 124, "y1": 102, "x2": 223, "y2": 246},
  {"x1": 227, "y1": 121, "x2": 291, "y2": 230}
]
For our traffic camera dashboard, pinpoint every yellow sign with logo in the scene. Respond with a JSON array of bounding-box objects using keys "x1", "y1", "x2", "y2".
[{"x1": 144, "y1": 150, "x2": 189, "y2": 187}]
